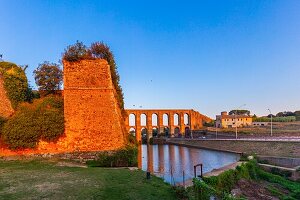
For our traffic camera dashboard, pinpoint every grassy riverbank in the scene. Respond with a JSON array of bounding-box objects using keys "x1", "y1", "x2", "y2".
[
  {"x1": 0, "y1": 160, "x2": 177, "y2": 200},
  {"x1": 188, "y1": 159, "x2": 300, "y2": 200}
]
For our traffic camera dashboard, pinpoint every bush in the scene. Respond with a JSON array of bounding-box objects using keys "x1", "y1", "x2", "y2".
[
  {"x1": 0, "y1": 62, "x2": 32, "y2": 108},
  {"x1": 193, "y1": 178, "x2": 216, "y2": 200},
  {"x1": 1, "y1": 96, "x2": 64, "y2": 149},
  {"x1": 0, "y1": 116, "x2": 7, "y2": 133},
  {"x1": 127, "y1": 134, "x2": 138, "y2": 146},
  {"x1": 87, "y1": 145, "x2": 138, "y2": 167},
  {"x1": 62, "y1": 41, "x2": 91, "y2": 62}
]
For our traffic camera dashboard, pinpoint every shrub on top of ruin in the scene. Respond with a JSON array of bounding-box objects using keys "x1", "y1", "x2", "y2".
[
  {"x1": 1, "y1": 96, "x2": 64, "y2": 149},
  {"x1": 0, "y1": 62, "x2": 33, "y2": 108},
  {"x1": 33, "y1": 61, "x2": 63, "y2": 97},
  {"x1": 62, "y1": 41, "x2": 92, "y2": 62}
]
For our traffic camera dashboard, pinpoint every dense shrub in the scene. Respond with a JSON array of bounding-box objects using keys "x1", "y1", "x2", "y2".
[
  {"x1": 62, "y1": 41, "x2": 91, "y2": 62},
  {"x1": 193, "y1": 178, "x2": 216, "y2": 200},
  {"x1": 1, "y1": 96, "x2": 64, "y2": 149},
  {"x1": 87, "y1": 145, "x2": 138, "y2": 167},
  {"x1": 0, "y1": 116, "x2": 7, "y2": 132},
  {"x1": 0, "y1": 62, "x2": 32, "y2": 108},
  {"x1": 127, "y1": 134, "x2": 138, "y2": 146}
]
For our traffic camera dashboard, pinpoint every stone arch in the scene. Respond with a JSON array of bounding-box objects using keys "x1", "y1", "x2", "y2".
[
  {"x1": 185, "y1": 127, "x2": 190, "y2": 138},
  {"x1": 174, "y1": 127, "x2": 180, "y2": 137},
  {"x1": 129, "y1": 113, "x2": 136, "y2": 126},
  {"x1": 152, "y1": 127, "x2": 158, "y2": 137},
  {"x1": 184, "y1": 113, "x2": 189, "y2": 125},
  {"x1": 163, "y1": 113, "x2": 169, "y2": 126},
  {"x1": 141, "y1": 127, "x2": 148, "y2": 144},
  {"x1": 140, "y1": 113, "x2": 147, "y2": 126},
  {"x1": 152, "y1": 113, "x2": 158, "y2": 126},
  {"x1": 164, "y1": 127, "x2": 170, "y2": 137},
  {"x1": 129, "y1": 127, "x2": 136, "y2": 136},
  {"x1": 173, "y1": 113, "x2": 179, "y2": 126}
]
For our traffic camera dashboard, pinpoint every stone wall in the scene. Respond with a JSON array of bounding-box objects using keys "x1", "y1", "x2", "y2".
[
  {"x1": 63, "y1": 59, "x2": 126, "y2": 151},
  {"x1": 0, "y1": 76, "x2": 14, "y2": 118}
]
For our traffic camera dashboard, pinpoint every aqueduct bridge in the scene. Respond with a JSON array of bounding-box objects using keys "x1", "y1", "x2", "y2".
[{"x1": 125, "y1": 109, "x2": 211, "y2": 141}]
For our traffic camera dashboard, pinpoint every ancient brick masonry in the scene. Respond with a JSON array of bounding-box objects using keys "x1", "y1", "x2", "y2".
[
  {"x1": 63, "y1": 59, "x2": 126, "y2": 151},
  {"x1": 0, "y1": 76, "x2": 14, "y2": 118}
]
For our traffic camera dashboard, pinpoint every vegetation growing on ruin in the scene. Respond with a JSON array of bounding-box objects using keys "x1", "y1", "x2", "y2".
[
  {"x1": 63, "y1": 41, "x2": 125, "y2": 115},
  {"x1": 1, "y1": 96, "x2": 64, "y2": 149},
  {"x1": 0, "y1": 62, "x2": 33, "y2": 108}
]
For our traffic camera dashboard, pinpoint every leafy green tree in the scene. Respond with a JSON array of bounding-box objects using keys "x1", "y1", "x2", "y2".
[
  {"x1": 294, "y1": 111, "x2": 300, "y2": 121},
  {"x1": 33, "y1": 61, "x2": 63, "y2": 96},
  {"x1": 229, "y1": 109, "x2": 250, "y2": 116}
]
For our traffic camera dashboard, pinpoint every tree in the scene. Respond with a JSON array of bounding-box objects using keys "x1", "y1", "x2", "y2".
[
  {"x1": 33, "y1": 61, "x2": 63, "y2": 96},
  {"x1": 229, "y1": 110, "x2": 250, "y2": 116},
  {"x1": 267, "y1": 114, "x2": 275, "y2": 118}
]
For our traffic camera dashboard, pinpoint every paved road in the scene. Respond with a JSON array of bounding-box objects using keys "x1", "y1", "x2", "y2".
[{"x1": 188, "y1": 137, "x2": 300, "y2": 142}]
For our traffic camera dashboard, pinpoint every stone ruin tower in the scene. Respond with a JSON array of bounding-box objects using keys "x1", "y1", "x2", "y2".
[
  {"x1": 0, "y1": 74, "x2": 14, "y2": 118},
  {"x1": 63, "y1": 59, "x2": 126, "y2": 151}
]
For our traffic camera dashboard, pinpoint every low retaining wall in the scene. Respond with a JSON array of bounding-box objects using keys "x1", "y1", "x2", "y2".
[
  {"x1": 167, "y1": 139, "x2": 300, "y2": 158},
  {"x1": 258, "y1": 163, "x2": 300, "y2": 181},
  {"x1": 257, "y1": 156, "x2": 300, "y2": 168}
]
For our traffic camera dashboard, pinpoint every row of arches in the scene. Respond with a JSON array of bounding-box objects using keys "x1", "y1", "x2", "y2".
[
  {"x1": 129, "y1": 126, "x2": 191, "y2": 139},
  {"x1": 129, "y1": 113, "x2": 190, "y2": 127}
]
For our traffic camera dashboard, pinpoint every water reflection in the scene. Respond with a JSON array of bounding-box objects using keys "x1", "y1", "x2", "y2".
[{"x1": 139, "y1": 144, "x2": 240, "y2": 185}]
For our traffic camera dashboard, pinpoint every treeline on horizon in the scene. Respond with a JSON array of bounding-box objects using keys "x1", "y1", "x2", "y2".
[{"x1": 228, "y1": 110, "x2": 300, "y2": 122}]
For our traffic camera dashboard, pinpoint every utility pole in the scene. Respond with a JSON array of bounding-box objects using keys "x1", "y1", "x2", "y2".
[
  {"x1": 268, "y1": 109, "x2": 273, "y2": 137},
  {"x1": 235, "y1": 104, "x2": 246, "y2": 139}
]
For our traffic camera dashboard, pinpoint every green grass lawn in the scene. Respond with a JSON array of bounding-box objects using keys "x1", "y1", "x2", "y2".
[{"x1": 0, "y1": 160, "x2": 177, "y2": 200}]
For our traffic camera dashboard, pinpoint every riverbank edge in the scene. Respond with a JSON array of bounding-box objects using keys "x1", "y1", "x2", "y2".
[
  {"x1": 166, "y1": 138, "x2": 300, "y2": 158},
  {"x1": 166, "y1": 140, "x2": 243, "y2": 155}
]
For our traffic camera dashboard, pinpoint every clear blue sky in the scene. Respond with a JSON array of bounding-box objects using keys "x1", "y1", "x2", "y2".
[{"x1": 1, "y1": 0, "x2": 300, "y2": 118}]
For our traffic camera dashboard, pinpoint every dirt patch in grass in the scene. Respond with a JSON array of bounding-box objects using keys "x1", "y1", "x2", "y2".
[
  {"x1": 55, "y1": 161, "x2": 87, "y2": 168},
  {"x1": 233, "y1": 179, "x2": 279, "y2": 200}
]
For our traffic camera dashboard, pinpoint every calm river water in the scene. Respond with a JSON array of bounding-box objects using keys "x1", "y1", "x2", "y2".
[{"x1": 139, "y1": 144, "x2": 240, "y2": 185}]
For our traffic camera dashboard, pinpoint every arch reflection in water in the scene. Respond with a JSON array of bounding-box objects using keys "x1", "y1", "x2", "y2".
[{"x1": 140, "y1": 144, "x2": 240, "y2": 185}]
